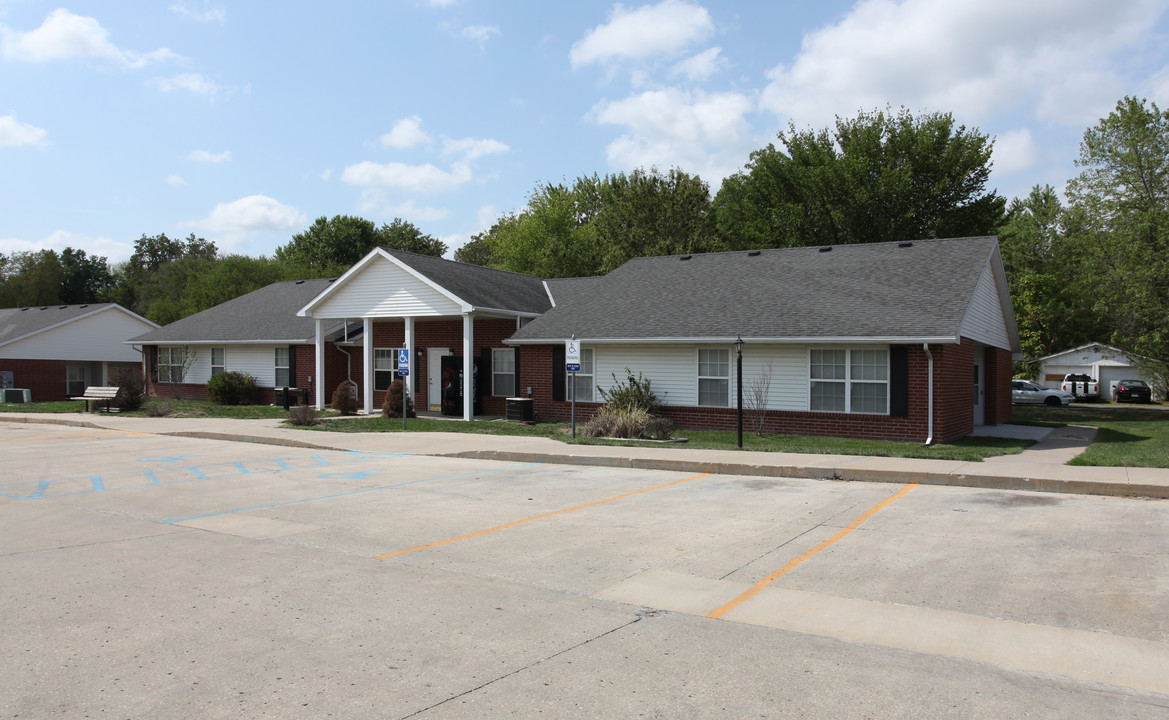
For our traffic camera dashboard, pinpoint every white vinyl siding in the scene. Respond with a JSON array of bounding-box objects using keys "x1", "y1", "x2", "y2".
[
  {"x1": 157, "y1": 346, "x2": 187, "y2": 384},
  {"x1": 959, "y1": 263, "x2": 1011, "y2": 350},
  {"x1": 3, "y1": 307, "x2": 155, "y2": 362},
  {"x1": 492, "y1": 348, "x2": 516, "y2": 397},
  {"x1": 168, "y1": 345, "x2": 294, "y2": 386},
  {"x1": 313, "y1": 256, "x2": 462, "y2": 318}
]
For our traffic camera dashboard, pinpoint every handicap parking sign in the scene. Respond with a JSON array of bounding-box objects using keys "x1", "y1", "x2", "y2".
[{"x1": 397, "y1": 348, "x2": 410, "y2": 376}]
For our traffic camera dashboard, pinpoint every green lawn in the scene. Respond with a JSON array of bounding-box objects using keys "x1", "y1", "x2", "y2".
[
  {"x1": 303, "y1": 414, "x2": 1030, "y2": 462},
  {"x1": 1010, "y1": 403, "x2": 1169, "y2": 468},
  {"x1": 0, "y1": 398, "x2": 290, "y2": 419}
]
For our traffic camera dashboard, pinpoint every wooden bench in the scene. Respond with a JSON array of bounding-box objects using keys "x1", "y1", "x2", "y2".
[{"x1": 71, "y1": 386, "x2": 120, "y2": 413}]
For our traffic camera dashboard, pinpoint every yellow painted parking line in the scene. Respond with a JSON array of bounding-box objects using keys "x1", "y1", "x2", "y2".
[
  {"x1": 707, "y1": 483, "x2": 917, "y2": 619},
  {"x1": 374, "y1": 472, "x2": 711, "y2": 560},
  {"x1": 0, "y1": 429, "x2": 136, "y2": 443}
]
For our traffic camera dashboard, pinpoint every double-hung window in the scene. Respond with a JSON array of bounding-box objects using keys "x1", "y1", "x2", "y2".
[
  {"x1": 210, "y1": 347, "x2": 226, "y2": 376},
  {"x1": 157, "y1": 346, "x2": 184, "y2": 383},
  {"x1": 492, "y1": 348, "x2": 516, "y2": 397},
  {"x1": 697, "y1": 348, "x2": 730, "y2": 407},
  {"x1": 374, "y1": 349, "x2": 397, "y2": 391},
  {"x1": 809, "y1": 348, "x2": 888, "y2": 413},
  {"x1": 274, "y1": 348, "x2": 291, "y2": 388},
  {"x1": 567, "y1": 348, "x2": 594, "y2": 401}
]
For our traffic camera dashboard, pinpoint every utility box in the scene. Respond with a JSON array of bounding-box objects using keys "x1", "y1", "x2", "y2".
[
  {"x1": 3, "y1": 388, "x2": 32, "y2": 403},
  {"x1": 505, "y1": 397, "x2": 534, "y2": 422}
]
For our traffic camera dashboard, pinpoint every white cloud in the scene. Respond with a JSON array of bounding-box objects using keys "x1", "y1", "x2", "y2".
[
  {"x1": 426, "y1": 0, "x2": 458, "y2": 7},
  {"x1": 151, "y1": 73, "x2": 233, "y2": 99},
  {"x1": 0, "y1": 8, "x2": 183, "y2": 67},
  {"x1": 671, "y1": 46, "x2": 726, "y2": 82},
  {"x1": 571, "y1": 0, "x2": 714, "y2": 68},
  {"x1": 188, "y1": 149, "x2": 232, "y2": 164},
  {"x1": 320, "y1": 168, "x2": 333, "y2": 181},
  {"x1": 165, "y1": 174, "x2": 187, "y2": 187},
  {"x1": 340, "y1": 161, "x2": 474, "y2": 193},
  {"x1": 590, "y1": 87, "x2": 755, "y2": 184},
  {"x1": 0, "y1": 230, "x2": 132, "y2": 263},
  {"x1": 476, "y1": 204, "x2": 500, "y2": 232},
  {"x1": 442, "y1": 137, "x2": 510, "y2": 162},
  {"x1": 758, "y1": 0, "x2": 1166, "y2": 129},
  {"x1": 354, "y1": 195, "x2": 450, "y2": 223},
  {"x1": 992, "y1": 128, "x2": 1042, "y2": 177},
  {"x1": 169, "y1": 2, "x2": 226, "y2": 24},
  {"x1": 192, "y1": 195, "x2": 307, "y2": 236},
  {"x1": 0, "y1": 112, "x2": 48, "y2": 147},
  {"x1": 460, "y1": 24, "x2": 500, "y2": 46},
  {"x1": 380, "y1": 116, "x2": 433, "y2": 149}
]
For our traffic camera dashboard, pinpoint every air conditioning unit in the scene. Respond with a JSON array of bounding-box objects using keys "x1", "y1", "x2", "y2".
[{"x1": 3, "y1": 388, "x2": 32, "y2": 403}]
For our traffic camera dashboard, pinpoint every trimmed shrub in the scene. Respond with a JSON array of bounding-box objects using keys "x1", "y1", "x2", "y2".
[
  {"x1": 642, "y1": 416, "x2": 676, "y2": 440},
  {"x1": 382, "y1": 378, "x2": 416, "y2": 418},
  {"x1": 288, "y1": 404, "x2": 321, "y2": 426},
  {"x1": 331, "y1": 381, "x2": 358, "y2": 415},
  {"x1": 207, "y1": 371, "x2": 260, "y2": 406}
]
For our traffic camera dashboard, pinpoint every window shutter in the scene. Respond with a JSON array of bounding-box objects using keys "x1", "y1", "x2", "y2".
[
  {"x1": 890, "y1": 346, "x2": 909, "y2": 417},
  {"x1": 479, "y1": 347, "x2": 491, "y2": 397},
  {"x1": 514, "y1": 347, "x2": 522, "y2": 396},
  {"x1": 288, "y1": 345, "x2": 297, "y2": 387},
  {"x1": 551, "y1": 345, "x2": 565, "y2": 402}
]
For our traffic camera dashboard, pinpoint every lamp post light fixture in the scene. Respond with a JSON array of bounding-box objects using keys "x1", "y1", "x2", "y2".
[{"x1": 735, "y1": 334, "x2": 744, "y2": 449}]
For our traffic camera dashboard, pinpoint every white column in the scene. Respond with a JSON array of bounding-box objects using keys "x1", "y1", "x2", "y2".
[
  {"x1": 314, "y1": 318, "x2": 325, "y2": 410},
  {"x1": 404, "y1": 317, "x2": 415, "y2": 407},
  {"x1": 462, "y1": 312, "x2": 474, "y2": 421},
  {"x1": 362, "y1": 317, "x2": 374, "y2": 416}
]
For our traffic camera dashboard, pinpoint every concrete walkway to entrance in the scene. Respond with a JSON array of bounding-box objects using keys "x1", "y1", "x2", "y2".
[{"x1": 3, "y1": 413, "x2": 1167, "y2": 499}]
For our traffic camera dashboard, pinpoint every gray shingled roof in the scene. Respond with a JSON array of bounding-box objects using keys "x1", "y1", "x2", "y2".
[
  {"x1": 508, "y1": 236, "x2": 1002, "y2": 343},
  {"x1": 383, "y1": 249, "x2": 552, "y2": 314},
  {"x1": 0, "y1": 303, "x2": 149, "y2": 347},
  {"x1": 129, "y1": 279, "x2": 335, "y2": 344}
]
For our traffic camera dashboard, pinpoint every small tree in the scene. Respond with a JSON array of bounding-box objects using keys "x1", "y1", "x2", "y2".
[
  {"x1": 597, "y1": 368, "x2": 663, "y2": 415},
  {"x1": 161, "y1": 345, "x2": 197, "y2": 400},
  {"x1": 382, "y1": 378, "x2": 416, "y2": 418},
  {"x1": 745, "y1": 362, "x2": 773, "y2": 436},
  {"x1": 331, "y1": 381, "x2": 358, "y2": 415},
  {"x1": 111, "y1": 370, "x2": 146, "y2": 412}
]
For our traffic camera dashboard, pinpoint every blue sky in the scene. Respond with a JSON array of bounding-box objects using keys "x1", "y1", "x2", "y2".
[{"x1": 2, "y1": 0, "x2": 1167, "y2": 264}]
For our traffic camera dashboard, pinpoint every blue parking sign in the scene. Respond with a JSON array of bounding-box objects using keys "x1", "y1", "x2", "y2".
[{"x1": 397, "y1": 348, "x2": 410, "y2": 376}]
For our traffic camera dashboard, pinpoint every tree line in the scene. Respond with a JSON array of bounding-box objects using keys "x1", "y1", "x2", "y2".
[{"x1": 1, "y1": 99, "x2": 1165, "y2": 382}]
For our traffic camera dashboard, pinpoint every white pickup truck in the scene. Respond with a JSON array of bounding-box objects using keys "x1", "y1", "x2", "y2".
[{"x1": 1060, "y1": 373, "x2": 1100, "y2": 401}]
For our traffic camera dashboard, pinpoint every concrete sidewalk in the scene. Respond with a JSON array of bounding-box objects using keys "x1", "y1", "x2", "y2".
[{"x1": 4, "y1": 412, "x2": 1168, "y2": 499}]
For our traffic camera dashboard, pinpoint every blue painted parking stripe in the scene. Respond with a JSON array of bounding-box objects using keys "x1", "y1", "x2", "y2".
[{"x1": 157, "y1": 462, "x2": 543, "y2": 525}]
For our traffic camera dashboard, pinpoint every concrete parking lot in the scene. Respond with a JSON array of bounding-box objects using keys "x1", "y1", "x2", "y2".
[{"x1": 2, "y1": 421, "x2": 1168, "y2": 718}]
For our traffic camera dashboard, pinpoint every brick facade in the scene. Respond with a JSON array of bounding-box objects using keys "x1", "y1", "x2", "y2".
[{"x1": 0, "y1": 358, "x2": 68, "y2": 402}]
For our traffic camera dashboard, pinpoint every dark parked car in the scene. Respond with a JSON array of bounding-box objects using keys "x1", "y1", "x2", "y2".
[{"x1": 1112, "y1": 379, "x2": 1152, "y2": 403}]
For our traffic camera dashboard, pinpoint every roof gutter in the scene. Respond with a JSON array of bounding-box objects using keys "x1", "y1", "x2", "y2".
[
  {"x1": 923, "y1": 343, "x2": 935, "y2": 446},
  {"x1": 505, "y1": 335, "x2": 961, "y2": 346}
]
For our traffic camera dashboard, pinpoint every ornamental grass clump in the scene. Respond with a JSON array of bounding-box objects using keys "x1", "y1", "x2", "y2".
[
  {"x1": 288, "y1": 404, "x2": 321, "y2": 426},
  {"x1": 582, "y1": 368, "x2": 674, "y2": 440}
]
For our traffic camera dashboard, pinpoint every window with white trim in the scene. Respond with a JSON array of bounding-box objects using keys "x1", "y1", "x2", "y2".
[
  {"x1": 809, "y1": 348, "x2": 888, "y2": 413},
  {"x1": 210, "y1": 347, "x2": 226, "y2": 376},
  {"x1": 157, "y1": 346, "x2": 185, "y2": 383},
  {"x1": 492, "y1": 348, "x2": 516, "y2": 397},
  {"x1": 567, "y1": 348, "x2": 594, "y2": 402},
  {"x1": 274, "y1": 347, "x2": 291, "y2": 388},
  {"x1": 697, "y1": 348, "x2": 730, "y2": 407},
  {"x1": 374, "y1": 348, "x2": 398, "y2": 391}
]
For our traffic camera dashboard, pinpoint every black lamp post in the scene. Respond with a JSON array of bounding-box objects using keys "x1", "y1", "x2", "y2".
[{"x1": 735, "y1": 334, "x2": 744, "y2": 448}]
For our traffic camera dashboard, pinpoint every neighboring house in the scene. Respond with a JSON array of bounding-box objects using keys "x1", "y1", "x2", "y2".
[
  {"x1": 131, "y1": 236, "x2": 1021, "y2": 443},
  {"x1": 507, "y1": 235, "x2": 1021, "y2": 444},
  {"x1": 0, "y1": 303, "x2": 158, "y2": 402},
  {"x1": 1035, "y1": 344, "x2": 1164, "y2": 399},
  {"x1": 131, "y1": 250, "x2": 551, "y2": 416}
]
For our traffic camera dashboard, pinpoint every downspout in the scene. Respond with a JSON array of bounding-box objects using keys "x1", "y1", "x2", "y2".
[
  {"x1": 923, "y1": 343, "x2": 934, "y2": 446},
  {"x1": 335, "y1": 318, "x2": 357, "y2": 399}
]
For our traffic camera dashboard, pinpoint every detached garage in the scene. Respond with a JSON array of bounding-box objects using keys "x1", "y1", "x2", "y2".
[{"x1": 1036, "y1": 344, "x2": 1163, "y2": 399}]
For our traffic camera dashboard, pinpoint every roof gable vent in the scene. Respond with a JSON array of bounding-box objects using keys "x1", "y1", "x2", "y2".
[
  {"x1": 747, "y1": 250, "x2": 761, "y2": 256},
  {"x1": 679, "y1": 254, "x2": 692, "y2": 261},
  {"x1": 818, "y1": 246, "x2": 832, "y2": 253},
  {"x1": 899, "y1": 241, "x2": 913, "y2": 248}
]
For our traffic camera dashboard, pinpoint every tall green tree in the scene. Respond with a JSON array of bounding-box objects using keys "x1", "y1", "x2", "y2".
[
  {"x1": 105, "y1": 233, "x2": 218, "y2": 320},
  {"x1": 715, "y1": 107, "x2": 1005, "y2": 249},
  {"x1": 1066, "y1": 96, "x2": 1169, "y2": 389},
  {"x1": 59, "y1": 247, "x2": 114, "y2": 304},
  {"x1": 0, "y1": 250, "x2": 64, "y2": 306},
  {"x1": 276, "y1": 215, "x2": 445, "y2": 277}
]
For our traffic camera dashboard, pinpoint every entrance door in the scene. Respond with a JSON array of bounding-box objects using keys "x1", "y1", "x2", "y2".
[
  {"x1": 972, "y1": 359, "x2": 985, "y2": 425},
  {"x1": 427, "y1": 348, "x2": 450, "y2": 411}
]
